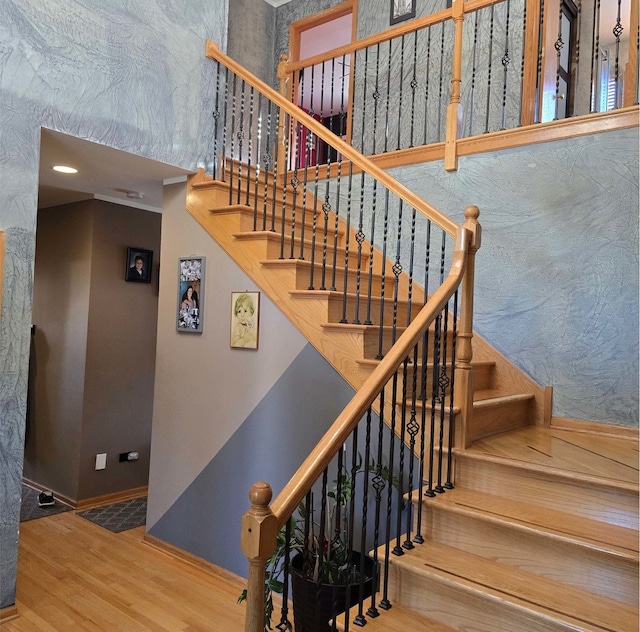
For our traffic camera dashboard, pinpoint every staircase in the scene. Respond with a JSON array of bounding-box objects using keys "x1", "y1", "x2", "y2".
[{"x1": 187, "y1": 171, "x2": 639, "y2": 632}]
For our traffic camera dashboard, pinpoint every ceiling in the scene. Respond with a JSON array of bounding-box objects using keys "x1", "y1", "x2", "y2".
[{"x1": 38, "y1": 129, "x2": 193, "y2": 213}]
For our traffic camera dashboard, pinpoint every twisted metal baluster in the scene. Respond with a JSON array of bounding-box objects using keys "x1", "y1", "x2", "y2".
[
  {"x1": 501, "y1": 0, "x2": 512, "y2": 130},
  {"x1": 340, "y1": 162, "x2": 354, "y2": 324},
  {"x1": 220, "y1": 66, "x2": 230, "y2": 182},
  {"x1": 469, "y1": 10, "x2": 479, "y2": 136},
  {"x1": 252, "y1": 92, "x2": 262, "y2": 229},
  {"x1": 236, "y1": 80, "x2": 245, "y2": 205},
  {"x1": 535, "y1": 0, "x2": 545, "y2": 122},
  {"x1": 519, "y1": 0, "x2": 527, "y2": 126},
  {"x1": 403, "y1": 339, "x2": 420, "y2": 548},
  {"x1": 246, "y1": 85, "x2": 254, "y2": 207},
  {"x1": 372, "y1": 44, "x2": 381, "y2": 155},
  {"x1": 275, "y1": 517, "x2": 292, "y2": 631},
  {"x1": 228, "y1": 72, "x2": 237, "y2": 203},
  {"x1": 364, "y1": 180, "x2": 377, "y2": 326},
  {"x1": 394, "y1": 349, "x2": 410, "y2": 554},
  {"x1": 485, "y1": 5, "x2": 496, "y2": 133},
  {"x1": 269, "y1": 107, "x2": 279, "y2": 233},
  {"x1": 590, "y1": 0, "x2": 600, "y2": 112},
  {"x1": 574, "y1": 0, "x2": 581, "y2": 117},
  {"x1": 260, "y1": 97, "x2": 271, "y2": 231},
  {"x1": 437, "y1": 21, "x2": 446, "y2": 141},
  {"x1": 212, "y1": 60, "x2": 222, "y2": 180}
]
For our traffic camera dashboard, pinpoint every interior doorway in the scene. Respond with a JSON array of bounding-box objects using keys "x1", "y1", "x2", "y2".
[{"x1": 289, "y1": 2, "x2": 355, "y2": 167}]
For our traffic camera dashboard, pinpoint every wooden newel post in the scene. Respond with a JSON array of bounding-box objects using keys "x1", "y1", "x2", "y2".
[
  {"x1": 445, "y1": 0, "x2": 465, "y2": 172},
  {"x1": 241, "y1": 482, "x2": 278, "y2": 632},
  {"x1": 276, "y1": 54, "x2": 290, "y2": 177},
  {"x1": 454, "y1": 205, "x2": 481, "y2": 449}
]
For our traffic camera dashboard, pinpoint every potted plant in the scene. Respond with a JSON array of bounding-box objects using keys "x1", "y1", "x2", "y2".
[{"x1": 239, "y1": 456, "x2": 402, "y2": 632}]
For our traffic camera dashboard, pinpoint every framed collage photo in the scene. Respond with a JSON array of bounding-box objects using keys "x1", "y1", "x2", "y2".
[{"x1": 177, "y1": 256, "x2": 205, "y2": 333}]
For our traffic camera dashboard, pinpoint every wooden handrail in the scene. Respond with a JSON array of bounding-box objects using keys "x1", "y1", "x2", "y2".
[
  {"x1": 270, "y1": 224, "x2": 471, "y2": 525},
  {"x1": 205, "y1": 40, "x2": 458, "y2": 236}
]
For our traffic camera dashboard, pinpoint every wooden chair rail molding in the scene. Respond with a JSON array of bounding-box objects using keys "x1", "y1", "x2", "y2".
[{"x1": 205, "y1": 40, "x2": 458, "y2": 236}]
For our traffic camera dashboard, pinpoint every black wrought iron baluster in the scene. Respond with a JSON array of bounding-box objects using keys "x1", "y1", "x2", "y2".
[
  {"x1": 425, "y1": 310, "x2": 442, "y2": 498},
  {"x1": 368, "y1": 392, "x2": 387, "y2": 618},
  {"x1": 501, "y1": 0, "x2": 512, "y2": 130},
  {"x1": 345, "y1": 428, "x2": 359, "y2": 630},
  {"x1": 396, "y1": 34, "x2": 406, "y2": 150},
  {"x1": 387, "y1": 369, "x2": 403, "y2": 558},
  {"x1": 574, "y1": 1, "x2": 581, "y2": 117},
  {"x1": 405, "y1": 204, "x2": 417, "y2": 331},
  {"x1": 340, "y1": 163, "x2": 354, "y2": 324},
  {"x1": 394, "y1": 351, "x2": 409, "y2": 555},
  {"x1": 445, "y1": 290, "x2": 459, "y2": 489},
  {"x1": 353, "y1": 410, "x2": 373, "y2": 628},
  {"x1": 300, "y1": 65, "x2": 316, "y2": 263},
  {"x1": 384, "y1": 39, "x2": 392, "y2": 152},
  {"x1": 590, "y1": 0, "x2": 601, "y2": 113},
  {"x1": 364, "y1": 181, "x2": 377, "y2": 326},
  {"x1": 403, "y1": 340, "x2": 420, "y2": 548},
  {"x1": 380, "y1": 198, "x2": 403, "y2": 359},
  {"x1": 485, "y1": 5, "x2": 496, "y2": 133},
  {"x1": 276, "y1": 517, "x2": 292, "y2": 631},
  {"x1": 289, "y1": 166, "x2": 299, "y2": 260},
  {"x1": 246, "y1": 86, "x2": 254, "y2": 208},
  {"x1": 375, "y1": 191, "x2": 391, "y2": 359},
  {"x1": 229, "y1": 72, "x2": 237, "y2": 204},
  {"x1": 469, "y1": 10, "x2": 479, "y2": 136},
  {"x1": 221, "y1": 66, "x2": 230, "y2": 182},
  {"x1": 307, "y1": 171, "x2": 319, "y2": 279},
  {"x1": 318, "y1": 468, "x2": 329, "y2": 580},
  {"x1": 352, "y1": 177, "x2": 366, "y2": 325},
  {"x1": 437, "y1": 21, "x2": 446, "y2": 141},
  {"x1": 212, "y1": 60, "x2": 221, "y2": 180},
  {"x1": 279, "y1": 112, "x2": 290, "y2": 260},
  {"x1": 535, "y1": 0, "x2": 545, "y2": 122},
  {"x1": 372, "y1": 44, "x2": 381, "y2": 155},
  {"x1": 252, "y1": 92, "x2": 262, "y2": 229},
  {"x1": 435, "y1": 232, "x2": 448, "y2": 494},
  {"x1": 331, "y1": 158, "x2": 342, "y2": 293},
  {"x1": 236, "y1": 80, "x2": 245, "y2": 205},
  {"x1": 269, "y1": 107, "x2": 279, "y2": 233},
  {"x1": 413, "y1": 326, "x2": 429, "y2": 543},
  {"x1": 554, "y1": 4, "x2": 564, "y2": 120},
  {"x1": 410, "y1": 31, "x2": 418, "y2": 147},
  {"x1": 298, "y1": 121, "x2": 309, "y2": 260},
  {"x1": 519, "y1": 2, "x2": 527, "y2": 126},
  {"x1": 332, "y1": 447, "x2": 345, "y2": 632},
  {"x1": 613, "y1": 0, "x2": 624, "y2": 109},
  {"x1": 423, "y1": 25, "x2": 432, "y2": 145},
  {"x1": 260, "y1": 98, "x2": 271, "y2": 232}
]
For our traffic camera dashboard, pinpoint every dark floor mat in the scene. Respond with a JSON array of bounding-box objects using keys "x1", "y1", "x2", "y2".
[
  {"x1": 20, "y1": 484, "x2": 72, "y2": 522},
  {"x1": 76, "y1": 497, "x2": 147, "y2": 533}
]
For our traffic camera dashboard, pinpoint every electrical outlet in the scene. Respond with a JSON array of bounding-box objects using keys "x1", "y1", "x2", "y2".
[
  {"x1": 95, "y1": 453, "x2": 107, "y2": 470},
  {"x1": 119, "y1": 451, "x2": 140, "y2": 462}
]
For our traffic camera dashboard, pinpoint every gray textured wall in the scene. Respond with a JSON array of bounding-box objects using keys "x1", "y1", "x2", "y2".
[{"x1": 0, "y1": 0, "x2": 228, "y2": 609}]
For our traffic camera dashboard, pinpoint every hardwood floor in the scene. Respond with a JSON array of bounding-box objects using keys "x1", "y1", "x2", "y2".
[{"x1": 4, "y1": 512, "x2": 247, "y2": 631}]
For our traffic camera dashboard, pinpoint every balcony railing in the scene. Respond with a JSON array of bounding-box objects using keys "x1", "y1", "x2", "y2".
[{"x1": 279, "y1": 0, "x2": 639, "y2": 171}]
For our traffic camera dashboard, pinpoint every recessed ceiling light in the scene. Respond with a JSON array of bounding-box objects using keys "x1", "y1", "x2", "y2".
[{"x1": 52, "y1": 165, "x2": 78, "y2": 174}]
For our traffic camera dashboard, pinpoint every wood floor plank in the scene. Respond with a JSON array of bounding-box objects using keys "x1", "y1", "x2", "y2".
[{"x1": 4, "y1": 512, "x2": 247, "y2": 632}]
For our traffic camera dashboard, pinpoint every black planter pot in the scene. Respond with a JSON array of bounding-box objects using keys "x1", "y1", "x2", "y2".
[{"x1": 290, "y1": 552, "x2": 375, "y2": 632}]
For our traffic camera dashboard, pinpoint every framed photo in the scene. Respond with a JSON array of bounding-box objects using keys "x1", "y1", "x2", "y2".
[
  {"x1": 125, "y1": 247, "x2": 152, "y2": 283},
  {"x1": 177, "y1": 257, "x2": 205, "y2": 333},
  {"x1": 230, "y1": 291, "x2": 260, "y2": 350},
  {"x1": 390, "y1": 0, "x2": 416, "y2": 24}
]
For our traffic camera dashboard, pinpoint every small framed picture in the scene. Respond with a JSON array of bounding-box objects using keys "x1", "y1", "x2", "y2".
[
  {"x1": 177, "y1": 257, "x2": 205, "y2": 333},
  {"x1": 230, "y1": 291, "x2": 260, "y2": 350},
  {"x1": 126, "y1": 247, "x2": 153, "y2": 283},
  {"x1": 390, "y1": 0, "x2": 416, "y2": 24}
]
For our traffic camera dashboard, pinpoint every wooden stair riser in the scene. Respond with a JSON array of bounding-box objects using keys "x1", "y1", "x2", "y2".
[
  {"x1": 416, "y1": 500, "x2": 639, "y2": 606},
  {"x1": 469, "y1": 394, "x2": 535, "y2": 441},
  {"x1": 381, "y1": 560, "x2": 589, "y2": 632},
  {"x1": 453, "y1": 455, "x2": 640, "y2": 529}
]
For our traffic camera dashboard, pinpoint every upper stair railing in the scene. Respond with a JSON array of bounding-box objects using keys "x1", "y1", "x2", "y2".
[
  {"x1": 280, "y1": 0, "x2": 639, "y2": 171},
  {"x1": 205, "y1": 40, "x2": 481, "y2": 632}
]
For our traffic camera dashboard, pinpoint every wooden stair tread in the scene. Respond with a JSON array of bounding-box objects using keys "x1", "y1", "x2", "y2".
[
  {"x1": 424, "y1": 486, "x2": 639, "y2": 558},
  {"x1": 339, "y1": 601, "x2": 458, "y2": 631},
  {"x1": 454, "y1": 446, "x2": 640, "y2": 494},
  {"x1": 382, "y1": 540, "x2": 639, "y2": 631}
]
